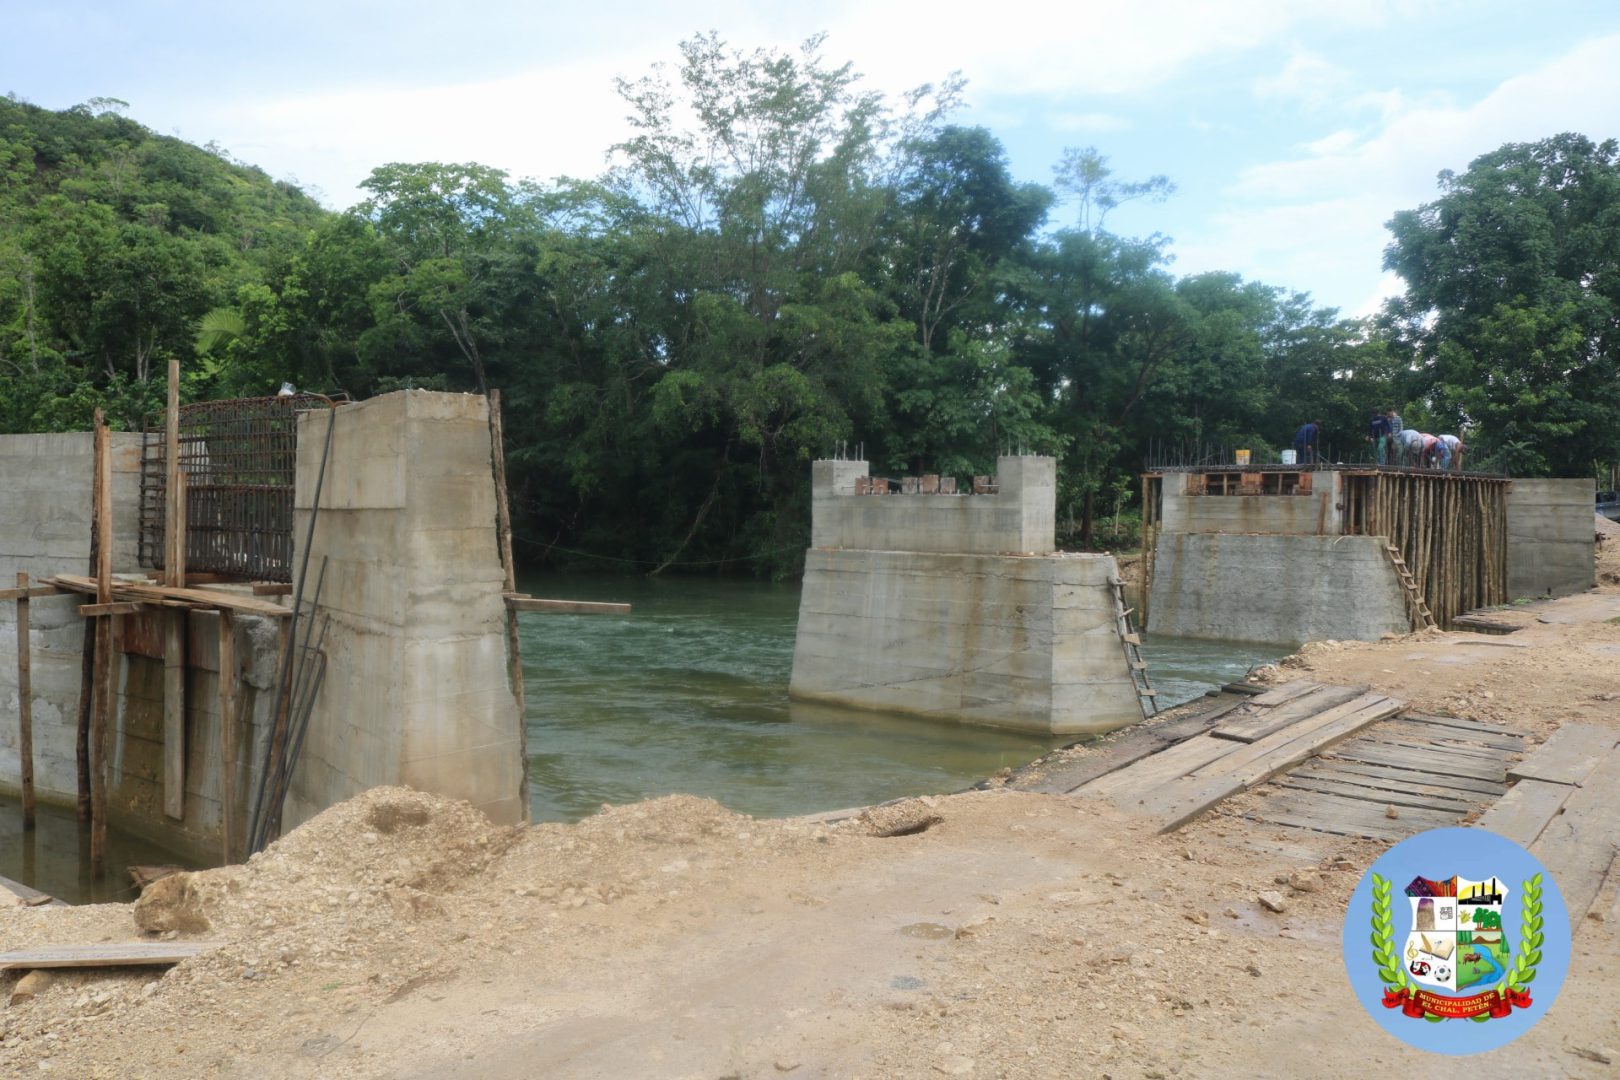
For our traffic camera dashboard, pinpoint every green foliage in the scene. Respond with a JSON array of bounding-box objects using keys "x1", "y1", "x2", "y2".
[
  {"x1": 1384, "y1": 134, "x2": 1620, "y2": 476},
  {"x1": 1, "y1": 67, "x2": 1607, "y2": 576}
]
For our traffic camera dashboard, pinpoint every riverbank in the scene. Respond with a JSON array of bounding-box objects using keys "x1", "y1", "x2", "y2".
[{"x1": 4, "y1": 551, "x2": 1617, "y2": 1077}]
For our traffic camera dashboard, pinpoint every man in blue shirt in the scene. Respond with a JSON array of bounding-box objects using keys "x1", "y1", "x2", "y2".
[
  {"x1": 1293, "y1": 421, "x2": 1322, "y2": 465},
  {"x1": 1384, "y1": 408, "x2": 1404, "y2": 466},
  {"x1": 1367, "y1": 411, "x2": 1391, "y2": 465}
]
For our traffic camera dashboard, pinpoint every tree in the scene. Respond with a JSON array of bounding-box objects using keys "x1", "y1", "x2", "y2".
[{"x1": 1383, "y1": 133, "x2": 1620, "y2": 476}]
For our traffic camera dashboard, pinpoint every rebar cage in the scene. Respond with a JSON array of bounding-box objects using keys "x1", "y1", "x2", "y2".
[{"x1": 139, "y1": 395, "x2": 327, "y2": 582}]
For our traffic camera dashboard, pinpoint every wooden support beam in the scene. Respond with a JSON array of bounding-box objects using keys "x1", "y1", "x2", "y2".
[
  {"x1": 250, "y1": 583, "x2": 292, "y2": 596},
  {"x1": 77, "y1": 602, "x2": 146, "y2": 617},
  {"x1": 163, "y1": 607, "x2": 186, "y2": 820},
  {"x1": 51, "y1": 575, "x2": 293, "y2": 618},
  {"x1": 90, "y1": 410, "x2": 113, "y2": 876},
  {"x1": 164, "y1": 355, "x2": 183, "y2": 588},
  {"x1": 15, "y1": 572, "x2": 34, "y2": 829},
  {"x1": 486, "y1": 389, "x2": 529, "y2": 817},
  {"x1": 218, "y1": 610, "x2": 238, "y2": 864},
  {"x1": 504, "y1": 596, "x2": 632, "y2": 616},
  {"x1": 0, "y1": 585, "x2": 63, "y2": 601}
]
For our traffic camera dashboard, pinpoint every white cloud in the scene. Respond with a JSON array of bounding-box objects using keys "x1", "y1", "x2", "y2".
[
  {"x1": 1050, "y1": 111, "x2": 1130, "y2": 133},
  {"x1": 1174, "y1": 33, "x2": 1620, "y2": 312},
  {"x1": 1253, "y1": 48, "x2": 1345, "y2": 107}
]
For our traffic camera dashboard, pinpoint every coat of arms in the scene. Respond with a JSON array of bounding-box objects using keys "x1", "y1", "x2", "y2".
[{"x1": 1369, "y1": 870, "x2": 1543, "y2": 1021}]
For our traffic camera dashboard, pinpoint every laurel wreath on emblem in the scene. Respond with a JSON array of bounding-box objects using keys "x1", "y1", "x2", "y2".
[{"x1": 1368, "y1": 872, "x2": 1544, "y2": 1023}]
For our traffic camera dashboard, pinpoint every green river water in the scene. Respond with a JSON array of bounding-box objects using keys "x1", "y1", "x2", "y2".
[{"x1": 3, "y1": 574, "x2": 1285, "y2": 901}]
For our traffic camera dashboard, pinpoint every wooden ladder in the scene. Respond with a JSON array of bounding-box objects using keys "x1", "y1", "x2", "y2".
[
  {"x1": 1110, "y1": 580, "x2": 1159, "y2": 717},
  {"x1": 1384, "y1": 543, "x2": 1437, "y2": 631}
]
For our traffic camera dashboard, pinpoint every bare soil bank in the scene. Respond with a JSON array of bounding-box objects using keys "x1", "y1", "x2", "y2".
[{"x1": 3, "y1": 542, "x2": 1617, "y2": 1078}]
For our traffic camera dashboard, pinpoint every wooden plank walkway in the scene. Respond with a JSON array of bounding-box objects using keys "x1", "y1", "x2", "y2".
[
  {"x1": 0, "y1": 942, "x2": 214, "y2": 971},
  {"x1": 1029, "y1": 681, "x2": 1619, "y2": 923},
  {"x1": 1068, "y1": 683, "x2": 1407, "y2": 832}
]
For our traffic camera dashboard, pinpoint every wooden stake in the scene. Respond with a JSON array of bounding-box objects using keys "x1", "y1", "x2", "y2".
[
  {"x1": 487, "y1": 390, "x2": 529, "y2": 817},
  {"x1": 162, "y1": 606, "x2": 186, "y2": 821},
  {"x1": 217, "y1": 610, "x2": 237, "y2": 864},
  {"x1": 90, "y1": 410, "x2": 113, "y2": 877},
  {"x1": 164, "y1": 356, "x2": 182, "y2": 589},
  {"x1": 15, "y1": 572, "x2": 34, "y2": 829},
  {"x1": 163, "y1": 377, "x2": 188, "y2": 818}
]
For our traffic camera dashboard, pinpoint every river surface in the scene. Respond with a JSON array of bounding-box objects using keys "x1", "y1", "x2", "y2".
[
  {"x1": 1, "y1": 573, "x2": 1285, "y2": 902},
  {"x1": 516, "y1": 573, "x2": 1287, "y2": 823}
]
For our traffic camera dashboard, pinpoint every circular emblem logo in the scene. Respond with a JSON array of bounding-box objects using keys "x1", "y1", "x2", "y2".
[{"x1": 1341, "y1": 827, "x2": 1570, "y2": 1054}]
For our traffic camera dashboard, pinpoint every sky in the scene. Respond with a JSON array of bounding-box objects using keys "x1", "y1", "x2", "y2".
[{"x1": 4, "y1": 0, "x2": 1619, "y2": 316}]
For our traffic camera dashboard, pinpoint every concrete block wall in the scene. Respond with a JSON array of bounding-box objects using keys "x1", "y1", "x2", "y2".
[
  {"x1": 1148, "y1": 533, "x2": 1410, "y2": 646},
  {"x1": 285, "y1": 390, "x2": 525, "y2": 830},
  {"x1": 0, "y1": 430, "x2": 283, "y2": 862},
  {"x1": 791, "y1": 550, "x2": 1142, "y2": 735},
  {"x1": 0, "y1": 432, "x2": 141, "y2": 809},
  {"x1": 810, "y1": 456, "x2": 1057, "y2": 554},
  {"x1": 1158, "y1": 471, "x2": 1342, "y2": 536},
  {"x1": 1506, "y1": 478, "x2": 1596, "y2": 599}
]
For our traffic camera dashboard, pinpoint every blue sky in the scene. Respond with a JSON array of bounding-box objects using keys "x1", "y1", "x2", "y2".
[{"x1": 4, "y1": 1, "x2": 1618, "y2": 315}]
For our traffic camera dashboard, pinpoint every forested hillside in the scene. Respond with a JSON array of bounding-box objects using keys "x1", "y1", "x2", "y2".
[{"x1": 2, "y1": 36, "x2": 1616, "y2": 577}]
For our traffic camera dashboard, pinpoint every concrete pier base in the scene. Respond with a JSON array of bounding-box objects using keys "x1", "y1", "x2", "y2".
[
  {"x1": 792, "y1": 549, "x2": 1143, "y2": 735},
  {"x1": 789, "y1": 455, "x2": 1143, "y2": 735}
]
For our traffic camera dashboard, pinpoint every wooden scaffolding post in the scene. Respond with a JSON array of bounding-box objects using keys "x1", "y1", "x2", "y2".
[
  {"x1": 162, "y1": 358, "x2": 187, "y2": 821},
  {"x1": 487, "y1": 390, "x2": 530, "y2": 815},
  {"x1": 217, "y1": 610, "x2": 238, "y2": 864},
  {"x1": 90, "y1": 409, "x2": 114, "y2": 876},
  {"x1": 15, "y1": 571, "x2": 35, "y2": 829}
]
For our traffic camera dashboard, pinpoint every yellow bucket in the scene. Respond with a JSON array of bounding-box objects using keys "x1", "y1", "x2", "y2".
[{"x1": 1234, "y1": 449, "x2": 1252, "y2": 465}]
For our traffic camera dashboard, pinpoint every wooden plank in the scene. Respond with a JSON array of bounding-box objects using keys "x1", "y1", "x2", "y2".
[
  {"x1": 1403, "y1": 713, "x2": 1526, "y2": 738},
  {"x1": 1357, "y1": 731, "x2": 1507, "y2": 763},
  {"x1": 1316, "y1": 757, "x2": 1506, "y2": 797},
  {"x1": 1290, "y1": 761, "x2": 1496, "y2": 805},
  {"x1": 1474, "y1": 779, "x2": 1573, "y2": 847},
  {"x1": 0, "y1": 873, "x2": 59, "y2": 906},
  {"x1": 0, "y1": 942, "x2": 215, "y2": 971},
  {"x1": 1074, "y1": 733, "x2": 1243, "y2": 802},
  {"x1": 1329, "y1": 741, "x2": 1507, "y2": 783},
  {"x1": 1530, "y1": 750, "x2": 1620, "y2": 922},
  {"x1": 51, "y1": 575, "x2": 293, "y2": 618},
  {"x1": 1249, "y1": 679, "x2": 1319, "y2": 707},
  {"x1": 488, "y1": 389, "x2": 528, "y2": 818},
  {"x1": 1220, "y1": 682, "x2": 1267, "y2": 696},
  {"x1": 163, "y1": 608, "x2": 186, "y2": 820},
  {"x1": 1212, "y1": 684, "x2": 1367, "y2": 743},
  {"x1": 77, "y1": 601, "x2": 145, "y2": 617},
  {"x1": 164, "y1": 356, "x2": 182, "y2": 588},
  {"x1": 218, "y1": 611, "x2": 237, "y2": 864},
  {"x1": 1196, "y1": 694, "x2": 1404, "y2": 781},
  {"x1": 1272, "y1": 775, "x2": 1475, "y2": 815},
  {"x1": 250, "y1": 583, "x2": 292, "y2": 596},
  {"x1": 90, "y1": 411, "x2": 113, "y2": 876},
  {"x1": 15, "y1": 572, "x2": 34, "y2": 828},
  {"x1": 1247, "y1": 791, "x2": 1451, "y2": 841},
  {"x1": 1385, "y1": 718, "x2": 1525, "y2": 752},
  {"x1": 1012, "y1": 697, "x2": 1247, "y2": 794},
  {"x1": 505, "y1": 596, "x2": 632, "y2": 616},
  {"x1": 0, "y1": 585, "x2": 64, "y2": 601},
  {"x1": 1141, "y1": 696, "x2": 1405, "y2": 831},
  {"x1": 1507, "y1": 724, "x2": 1620, "y2": 787}
]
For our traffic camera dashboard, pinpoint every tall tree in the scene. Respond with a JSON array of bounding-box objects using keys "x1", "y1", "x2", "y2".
[{"x1": 1383, "y1": 133, "x2": 1620, "y2": 475}]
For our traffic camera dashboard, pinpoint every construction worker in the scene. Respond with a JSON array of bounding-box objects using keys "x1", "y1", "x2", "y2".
[
  {"x1": 1367, "y1": 410, "x2": 1392, "y2": 465},
  {"x1": 1395, "y1": 427, "x2": 1424, "y2": 466},
  {"x1": 1438, "y1": 433, "x2": 1463, "y2": 471},
  {"x1": 1292, "y1": 420, "x2": 1323, "y2": 465},
  {"x1": 1384, "y1": 408, "x2": 1404, "y2": 466}
]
